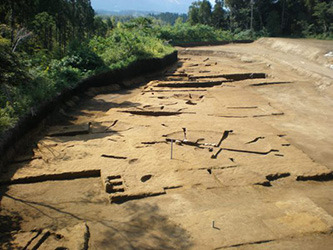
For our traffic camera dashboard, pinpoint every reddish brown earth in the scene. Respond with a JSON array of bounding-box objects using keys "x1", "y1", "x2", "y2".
[{"x1": 1, "y1": 38, "x2": 333, "y2": 249}]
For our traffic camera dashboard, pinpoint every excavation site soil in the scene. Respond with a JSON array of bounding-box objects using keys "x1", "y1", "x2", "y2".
[{"x1": 1, "y1": 38, "x2": 333, "y2": 249}]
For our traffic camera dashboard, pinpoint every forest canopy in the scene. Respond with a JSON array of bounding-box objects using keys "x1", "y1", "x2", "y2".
[{"x1": 187, "y1": 0, "x2": 333, "y2": 38}]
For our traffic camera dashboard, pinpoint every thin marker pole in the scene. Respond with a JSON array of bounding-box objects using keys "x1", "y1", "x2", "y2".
[{"x1": 171, "y1": 140, "x2": 173, "y2": 159}]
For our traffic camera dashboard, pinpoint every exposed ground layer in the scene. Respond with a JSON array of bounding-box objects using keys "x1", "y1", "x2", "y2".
[{"x1": 1, "y1": 38, "x2": 333, "y2": 249}]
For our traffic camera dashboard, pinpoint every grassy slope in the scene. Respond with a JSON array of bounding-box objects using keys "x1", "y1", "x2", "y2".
[{"x1": 0, "y1": 28, "x2": 174, "y2": 134}]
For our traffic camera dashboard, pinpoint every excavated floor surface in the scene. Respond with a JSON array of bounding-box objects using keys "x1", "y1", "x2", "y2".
[{"x1": 1, "y1": 39, "x2": 333, "y2": 249}]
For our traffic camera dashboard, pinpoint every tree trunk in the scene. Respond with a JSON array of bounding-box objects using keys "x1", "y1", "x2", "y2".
[
  {"x1": 10, "y1": 1, "x2": 15, "y2": 46},
  {"x1": 323, "y1": 23, "x2": 327, "y2": 33},
  {"x1": 258, "y1": 9, "x2": 263, "y2": 30},
  {"x1": 281, "y1": 0, "x2": 285, "y2": 32}
]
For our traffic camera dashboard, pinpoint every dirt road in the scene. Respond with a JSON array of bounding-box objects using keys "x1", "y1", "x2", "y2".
[{"x1": 1, "y1": 38, "x2": 333, "y2": 249}]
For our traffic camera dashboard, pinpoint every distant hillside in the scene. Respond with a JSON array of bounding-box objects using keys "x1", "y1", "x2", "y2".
[
  {"x1": 150, "y1": 12, "x2": 188, "y2": 25},
  {"x1": 96, "y1": 9, "x2": 159, "y2": 17},
  {"x1": 92, "y1": 0, "x2": 200, "y2": 14}
]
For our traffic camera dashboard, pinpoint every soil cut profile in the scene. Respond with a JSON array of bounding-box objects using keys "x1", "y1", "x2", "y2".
[{"x1": 1, "y1": 38, "x2": 333, "y2": 249}]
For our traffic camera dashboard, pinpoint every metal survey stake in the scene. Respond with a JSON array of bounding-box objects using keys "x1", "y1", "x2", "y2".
[
  {"x1": 212, "y1": 221, "x2": 220, "y2": 230},
  {"x1": 171, "y1": 140, "x2": 173, "y2": 159}
]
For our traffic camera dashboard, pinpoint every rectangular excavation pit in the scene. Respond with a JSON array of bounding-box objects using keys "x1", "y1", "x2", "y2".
[
  {"x1": 227, "y1": 107, "x2": 258, "y2": 109},
  {"x1": 101, "y1": 154, "x2": 127, "y2": 160},
  {"x1": 165, "y1": 73, "x2": 188, "y2": 77},
  {"x1": 119, "y1": 110, "x2": 194, "y2": 116},
  {"x1": 105, "y1": 175, "x2": 125, "y2": 193},
  {"x1": 221, "y1": 73, "x2": 267, "y2": 81},
  {"x1": 165, "y1": 77, "x2": 189, "y2": 81},
  {"x1": 107, "y1": 175, "x2": 122, "y2": 180},
  {"x1": 143, "y1": 89, "x2": 207, "y2": 93},
  {"x1": 107, "y1": 187, "x2": 125, "y2": 194},
  {"x1": 110, "y1": 191, "x2": 166, "y2": 204},
  {"x1": 189, "y1": 74, "x2": 229, "y2": 80},
  {"x1": 155, "y1": 81, "x2": 227, "y2": 88},
  {"x1": 0, "y1": 170, "x2": 101, "y2": 185},
  {"x1": 109, "y1": 181, "x2": 123, "y2": 186},
  {"x1": 189, "y1": 73, "x2": 266, "y2": 81},
  {"x1": 210, "y1": 113, "x2": 284, "y2": 118},
  {"x1": 250, "y1": 81, "x2": 292, "y2": 87},
  {"x1": 252, "y1": 113, "x2": 284, "y2": 118},
  {"x1": 296, "y1": 172, "x2": 333, "y2": 182}
]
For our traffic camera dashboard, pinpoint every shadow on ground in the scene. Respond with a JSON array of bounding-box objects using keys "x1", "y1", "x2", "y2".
[
  {"x1": 0, "y1": 202, "x2": 22, "y2": 249},
  {"x1": 92, "y1": 203, "x2": 193, "y2": 249},
  {"x1": 1, "y1": 183, "x2": 193, "y2": 249}
]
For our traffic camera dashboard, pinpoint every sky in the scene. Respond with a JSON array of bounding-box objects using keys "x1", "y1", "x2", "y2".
[{"x1": 91, "y1": 0, "x2": 216, "y2": 14}]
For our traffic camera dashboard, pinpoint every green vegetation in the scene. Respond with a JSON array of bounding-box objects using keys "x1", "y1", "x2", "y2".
[
  {"x1": 149, "y1": 0, "x2": 332, "y2": 43},
  {"x1": 157, "y1": 21, "x2": 234, "y2": 44},
  {"x1": 0, "y1": 3, "x2": 174, "y2": 133},
  {"x1": 0, "y1": 0, "x2": 332, "y2": 133},
  {"x1": 90, "y1": 25, "x2": 174, "y2": 70},
  {"x1": 149, "y1": 12, "x2": 187, "y2": 26},
  {"x1": 186, "y1": 0, "x2": 332, "y2": 38}
]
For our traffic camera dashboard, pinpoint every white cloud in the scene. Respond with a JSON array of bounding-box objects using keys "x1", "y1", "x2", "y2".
[{"x1": 167, "y1": 0, "x2": 180, "y2": 4}]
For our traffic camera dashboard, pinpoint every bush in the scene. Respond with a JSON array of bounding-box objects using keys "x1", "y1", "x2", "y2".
[
  {"x1": 66, "y1": 40, "x2": 107, "y2": 72},
  {"x1": 0, "y1": 40, "x2": 31, "y2": 87},
  {"x1": 156, "y1": 23, "x2": 249, "y2": 44},
  {"x1": 233, "y1": 30, "x2": 254, "y2": 40},
  {"x1": 0, "y1": 104, "x2": 17, "y2": 131},
  {"x1": 90, "y1": 28, "x2": 174, "y2": 70}
]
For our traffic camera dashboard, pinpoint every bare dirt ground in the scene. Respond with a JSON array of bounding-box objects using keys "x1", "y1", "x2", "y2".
[{"x1": 1, "y1": 38, "x2": 333, "y2": 249}]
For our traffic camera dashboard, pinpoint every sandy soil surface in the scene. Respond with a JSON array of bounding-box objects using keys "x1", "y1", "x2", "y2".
[{"x1": 1, "y1": 38, "x2": 333, "y2": 249}]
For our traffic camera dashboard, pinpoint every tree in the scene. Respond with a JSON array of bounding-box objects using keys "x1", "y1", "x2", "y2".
[
  {"x1": 254, "y1": 0, "x2": 275, "y2": 31},
  {"x1": 266, "y1": 10, "x2": 281, "y2": 36},
  {"x1": 277, "y1": 0, "x2": 308, "y2": 35},
  {"x1": 188, "y1": 1, "x2": 201, "y2": 25},
  {"x1": 225, "y1": 0, "x2": 252, "y2": 30},
  {"x1": 212, "y1": 0, "x2": 226, "y2": 28},
  {"x1": 106, "y1": 17, "x2": 114, "y2": 30},
  {"x1": 199, "y1": 0, "x2": 212, "y2": 25},
  {"x1": 32, "y1": 12, "x2": 55, "y2": 50},
  {"x1": 149, "y1": 12, "x2": 187, "y2": 25},
  {"x1": 93, "y1": 16, "x2": 108, "y2": 37},
  {"x1": 188, "y1": 0, "x2": 212, "y2": 26},
  {"x1": 11, "y1": 28, "x2": 32, "y2": 52},
  {"x1": 0, "y1": 41, "x2": 31, "y2": 88},
  {"x1": 313, "y1": 1, "x2": 333, "y2": 33}
]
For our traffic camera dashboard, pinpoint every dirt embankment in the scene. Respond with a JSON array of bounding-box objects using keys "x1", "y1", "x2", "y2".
[{"x1": 256, "y1": 37, "x2": 333, "y2": 67}]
